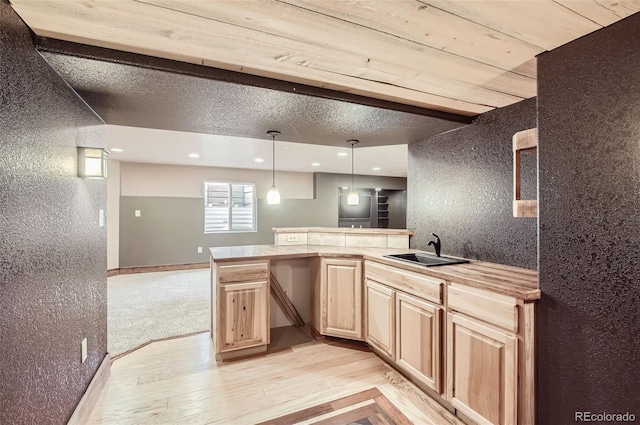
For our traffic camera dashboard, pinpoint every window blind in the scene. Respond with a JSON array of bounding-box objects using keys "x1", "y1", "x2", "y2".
[{"x1": 204, "y1": 182, "x2": 256, "y2": 233}]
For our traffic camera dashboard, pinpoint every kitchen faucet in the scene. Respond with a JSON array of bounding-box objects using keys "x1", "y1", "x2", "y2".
[{"x1": 427, "y1": 233, "x2": 441, "y2": 257}]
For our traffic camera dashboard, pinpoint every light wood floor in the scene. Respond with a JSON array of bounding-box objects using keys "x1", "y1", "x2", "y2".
[{"x1": 88, "y1": 333, "x2": 463, "y2": 424}]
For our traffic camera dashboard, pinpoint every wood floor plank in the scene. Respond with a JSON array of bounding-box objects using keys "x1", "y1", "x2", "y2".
[
  {"x1": 312, "y1": 403, "x2": 380, "y2": 425},
  {"x1": 88, "y1": 332, "x2": 462, "y2": 425}
]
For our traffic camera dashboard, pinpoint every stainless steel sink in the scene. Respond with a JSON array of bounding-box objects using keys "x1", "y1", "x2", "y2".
[{"x1": 383, "y1": 253, "x2": 469, "y2": 267}]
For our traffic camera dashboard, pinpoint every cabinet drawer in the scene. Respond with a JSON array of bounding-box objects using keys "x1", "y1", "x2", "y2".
[
  {"x1": 365, "y1": 260, "x2": 443, "y2": 304},
  {"x1": 448, "y1": 283, "x2": 518, "y2": 332},
  {"x1": 217, "y1": 261, "x2": 269, "y2": 284}
]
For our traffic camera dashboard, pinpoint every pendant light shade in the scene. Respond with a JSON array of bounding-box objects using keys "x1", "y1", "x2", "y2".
[
  {"x1": 267, "y1": 130, "x2": 281, "y2": 205},
  {"x1": 346, "y1": 189, "x2": 360, "y2": 206},
  {"x1": 346, "y1": 139, "x2": 360, "y2": 205},
  {"x1": 267, "y1": 184, "x2": 281, "y2": 204}
]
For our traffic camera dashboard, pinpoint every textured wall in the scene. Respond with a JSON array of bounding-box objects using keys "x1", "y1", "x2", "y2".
[
  {"x1": 0, "y1": 3, "x2": 107, "y2": 424},
  {"x1": 38, "y1": 42, "x2": 469, "y2": 148},
  {"x1": 537, "y1": 13, "x2": 640, "y2": 425},
  {"x1": 408, "y1": 98, "x2": 537, "y2": 269},
  {"x1": 119, "y1": 172, "x2": 406, "y2": 267}
]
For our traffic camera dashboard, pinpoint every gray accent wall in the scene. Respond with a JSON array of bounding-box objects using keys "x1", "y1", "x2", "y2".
[
  {"x1": 408, "y1": 98, "x2": 537, "y2": 269},
  {"x1": 119, "y1": 172, "x2": 406, "y2": 267},
  {"x1": 537, "y1": 13, "x2": 640, "y2": 424},
  {"x1": 0, "y1": 2, "x2": 107, "y2": 424},
  {"x1": 386, "y1": 190, "x2": 407, "y2": 230}
]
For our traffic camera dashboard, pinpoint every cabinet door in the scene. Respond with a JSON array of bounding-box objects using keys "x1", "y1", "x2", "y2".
[
  {"x1": 366, "y1": 279, "x2": 395, "y2": 359},
  {"x1": 218, "y1": 281, "x2": 269, "y2": 352},
  {"x1": 323, "y1": 259, "x2": 362, "y2": 339},
  {"x1": 447, "y1": 312, "x2": 517, "y2": 425},
  {"x1": 396, "y1": 292, "x2": 442, "y2": 393}
]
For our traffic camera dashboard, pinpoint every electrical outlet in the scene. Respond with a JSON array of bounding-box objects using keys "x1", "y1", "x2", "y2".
[
  {"x1": 135, "y1": 210, "x2": 141, "y2": 217},
  {"x1": 81, "y1": 338, "x2": 88, "y2": 364},
  {"x1": 197, "y1": 247, "x2": 203, "y2": 254},
  {"x1": 99, "y1": 209, "x2": 105, "y2": 227},
  {"x1": 287, "y1": 235, "x2": 298, "y2": 242}
]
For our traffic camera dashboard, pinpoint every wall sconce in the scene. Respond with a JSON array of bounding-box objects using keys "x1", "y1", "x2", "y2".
[{"x1": 78, "y1": 147, "x2": 108, "y2": 179}]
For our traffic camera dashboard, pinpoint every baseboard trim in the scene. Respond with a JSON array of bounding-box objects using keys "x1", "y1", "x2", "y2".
[
  {"x1": 67, "y1": 353, "x2": 111, "y2": 425},
  {"x1": 110, "y1": 330, "x2": 209, "y2": 361},
  {"x1": 108, "y1": 262, "x2": 209, "y2": 276}
]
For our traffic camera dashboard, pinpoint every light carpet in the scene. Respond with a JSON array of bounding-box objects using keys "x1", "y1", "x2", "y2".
[{"x1": 108, "y1": 269, "x2": 210, "y2": 357}]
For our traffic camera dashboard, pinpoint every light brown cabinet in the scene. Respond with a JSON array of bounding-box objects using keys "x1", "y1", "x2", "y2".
[
  {"x1": 365, "y1": 261, "x2": 535, "y2": 425},
  {"x1": 219, "y1": 281, "x2": 270, "y2": 352},
  {"x1": 446, "y1": 282, "x2": 534, "y2": 425},
  {"x1": 396, "y1": 292, "x2": 442, "y2": 394},
  {"x1": 365, "y1": 279, "x2": 395, "y2": 359},
  {"x1": 447, "y1": 312, "x2": 518, "y2": 425},
  {"x1": 364, "y1": 262, "x2": 443, "y2": 395},
  {"x1": 212, "y1": 260, "x2": 270, "y2": 359},
  {"x1": 319, "y1": 258, "x2": 363, "y2": 340}
]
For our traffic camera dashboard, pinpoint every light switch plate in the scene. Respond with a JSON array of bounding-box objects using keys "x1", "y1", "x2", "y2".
[
  {"x1": 99, "y1": 209, "x2": 104, "y2": 227},
  {"x1": 135, "y1": 210, "x2": 141, "y2": 217},
  {"x1": 81, "y1": 338, "x2": 88, "y2": 364}
]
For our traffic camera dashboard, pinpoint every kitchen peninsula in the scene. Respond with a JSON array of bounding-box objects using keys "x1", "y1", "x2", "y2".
[{"x1": 210, "y1": 227, "x2": 539, "y2": 425}]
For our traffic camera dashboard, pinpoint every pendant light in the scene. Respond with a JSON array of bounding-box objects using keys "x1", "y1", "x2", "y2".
[
  {"x1": 266, "y1": 130, "x2": 281, "y2": 204},
  {"x1": 346, "y1": 139, "x2": 360, "y2": 205}
]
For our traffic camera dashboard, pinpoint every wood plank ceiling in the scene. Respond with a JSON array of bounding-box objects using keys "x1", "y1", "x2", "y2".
[{"x1": 10, "y1": 0, "x2": 640, "y2": 116}]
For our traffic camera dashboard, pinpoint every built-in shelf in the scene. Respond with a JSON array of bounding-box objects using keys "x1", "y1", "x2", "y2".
[
  {"x1": 513, "y1": 127, "x2": 538, "y2": 218},
  {"x1": 376, "y1": 193, "x2": 389, "y2": 228}
]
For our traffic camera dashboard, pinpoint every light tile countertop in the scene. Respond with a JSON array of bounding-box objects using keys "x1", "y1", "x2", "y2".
[{"x1": 272, "y1": 227, "x2": 413, "y2": 235}]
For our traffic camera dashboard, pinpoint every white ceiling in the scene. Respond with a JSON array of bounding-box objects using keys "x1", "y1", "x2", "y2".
[{"x1": 106, "y1": 125, "x2": 408, "y2": 177}]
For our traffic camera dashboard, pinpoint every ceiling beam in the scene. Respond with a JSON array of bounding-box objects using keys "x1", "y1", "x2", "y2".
[{"x1": 36, "y1": 36, "x2": 473, "y2": 125}]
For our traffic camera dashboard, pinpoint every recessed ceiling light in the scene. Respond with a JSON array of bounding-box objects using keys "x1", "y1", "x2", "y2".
[
  {"x1": 373, "y1": 167, "x2": 381, "y2": 171},
  {"x1": 337, "y1": 152, "x2": 348, "y2": 157},
  {"x1": 188, "y1": 153, "x2": 200, "y2": 158},
  {"x1": 311, "y1": 162, "x2": 320, "y2": 167},
  {"x1": 110, "y1": 148, "x2": 123, "y2": 153},
  {"x1": 254, "y1": 158, "x2": 264, "y2": 163}
]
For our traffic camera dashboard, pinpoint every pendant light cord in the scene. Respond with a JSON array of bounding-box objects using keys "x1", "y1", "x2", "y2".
[
  {"x1": 351, "y1": 141, "x2": 354, "y2": 188},
  {"x1": 272, "y1": 134, "x2": 276, "y2": 185}
]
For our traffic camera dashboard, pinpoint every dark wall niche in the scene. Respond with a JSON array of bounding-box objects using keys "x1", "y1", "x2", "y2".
[
  {"x1": 337, "y1": 188, "x2": 407, "y2": 229},
  {"x1": 537, "y1": 12, "x2": 640, "y2": 425},
  {"x1": 407, "y1": 97, "x2": 537, "y2": 269},
  {"x1": 0, "y1": 2, "x2": 107, "y2": 424}
]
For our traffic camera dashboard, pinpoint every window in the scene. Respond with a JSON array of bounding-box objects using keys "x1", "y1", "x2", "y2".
[{"x1": 204, "y1": 181, "x2": 256, "y2": 233}]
